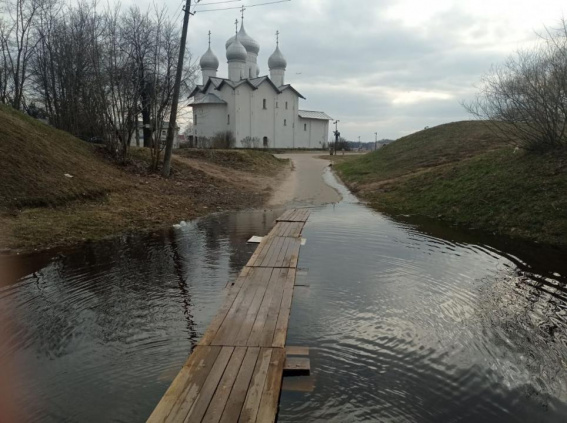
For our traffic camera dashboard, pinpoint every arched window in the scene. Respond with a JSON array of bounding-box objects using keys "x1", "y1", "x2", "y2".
[
  {"x1": 304, "y1": 123, "x2": 307, "y2": 131},
  {"x1": 227, "y1": 114, "x2": 230, "y2": 125},
  {"x1": 285, "y1": 101, "x2": 288, "y2": 110},
  {"x1": 284, "y1": 119, "x2": 287, "y2": 126},
  {"x1": 263, "y1": 99, "x2": 267, "y2": 109}
]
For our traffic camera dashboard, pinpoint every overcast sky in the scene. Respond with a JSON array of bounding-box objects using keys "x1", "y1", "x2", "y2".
[{"x1": 124, "y1": 0, "x2": 566, "y2": 141}]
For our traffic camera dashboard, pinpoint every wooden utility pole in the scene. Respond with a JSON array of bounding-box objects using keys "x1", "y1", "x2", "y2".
[{"x1": 162, "y1": 0, "x2": 195, "y2": 177}]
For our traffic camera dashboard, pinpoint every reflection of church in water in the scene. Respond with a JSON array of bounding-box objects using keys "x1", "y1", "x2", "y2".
[{"x1": 189, "y1": 15, "x2": 332, "y2": 149}]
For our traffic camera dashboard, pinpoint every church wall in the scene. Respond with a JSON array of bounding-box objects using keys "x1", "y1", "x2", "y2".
[
  {"x1": 192, "y1": 104, "x2": 228, "y2": 141},
  {"x1": 274, "y1": 90, "x2": 297, "y2": 148},
  {"x1": 296, "y1": 118, "x2": 329, "y2": 149},
  {"x1": 250, "y1": 83, "x2": 277, "y2": 148}
]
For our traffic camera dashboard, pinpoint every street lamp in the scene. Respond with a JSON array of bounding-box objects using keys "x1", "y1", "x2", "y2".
[{"x1": 333, "y1": 120, "x2": 340, "y2": 156}]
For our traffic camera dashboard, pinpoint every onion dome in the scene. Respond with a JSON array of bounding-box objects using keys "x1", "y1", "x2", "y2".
[
  {"x1": 268, "y1": 46, "x2": 287, "y2": 70},
  {"x1": 226, "y1": 37, "x2": 247, "y2": 62},
  {"x1": 225, "y1": 23, "x2": 260, "y2": 55},
  {"x1": 200, "y1": 46, "x2": 219, "y2": 70}
]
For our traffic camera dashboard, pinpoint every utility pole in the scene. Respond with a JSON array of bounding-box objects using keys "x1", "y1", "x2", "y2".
[
  {"x1": 375, "y1": 132, "x2": 378, "y2": 151},
  {"x1": 333, "y1": 120, "x2": 340, "y2": 156},
  {"x1": 162, "y1": 0, "x2": 196, "y2": 177}
]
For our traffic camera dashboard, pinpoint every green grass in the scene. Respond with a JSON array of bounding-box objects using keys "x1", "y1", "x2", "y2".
[{"x1": 336, "y1": 121, "x2": 567, "y2": 246}]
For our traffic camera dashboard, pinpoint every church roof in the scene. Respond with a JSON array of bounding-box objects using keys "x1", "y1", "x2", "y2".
[
  {"x1": 189, "y1": 76, "x2": 304, "y2": 99},
  {"x1": 298, "y1": 110, "x2": 333, "y2": 120},
  {"x1": 187, "y1": 93, "x2": 227, "y2": 106},
  {"x1": 280, "y1": 84, "x2": 306, "y2": 99}
]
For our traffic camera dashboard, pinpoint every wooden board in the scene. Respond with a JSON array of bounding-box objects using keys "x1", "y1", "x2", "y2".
[
  {"x1": 283, "y1": 357, "x2": 311, "y2": 375},
  {"x1": 147, "y1": 209, "x2": 309, "y2": 423}
]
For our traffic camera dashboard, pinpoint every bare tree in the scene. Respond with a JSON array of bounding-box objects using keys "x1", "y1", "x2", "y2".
[{"x1": 465, "y1": 20, "x2": 567, "y2": 152}]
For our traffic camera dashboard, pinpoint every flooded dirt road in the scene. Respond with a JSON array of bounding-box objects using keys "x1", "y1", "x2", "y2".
[{"x1": 1, "y1": 156, "x2": 566, "y2": 422}]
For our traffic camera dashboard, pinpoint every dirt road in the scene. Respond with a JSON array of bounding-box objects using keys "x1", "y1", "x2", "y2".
[{"x1": 268, "y1": 152, "x2": 342, "y2": 207}]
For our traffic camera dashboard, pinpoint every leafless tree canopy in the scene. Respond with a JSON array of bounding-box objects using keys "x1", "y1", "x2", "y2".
[
  {"x1": 0, "y1": 0, "x2": 197, "y2": 164},
  {"x1": 465, "y1": 20, "x2": 567, "y2": 152}
]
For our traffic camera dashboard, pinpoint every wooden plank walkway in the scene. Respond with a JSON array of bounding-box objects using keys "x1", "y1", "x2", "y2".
[{"x1": 147, "y1": 209, "x2": 310, "y2": 423}]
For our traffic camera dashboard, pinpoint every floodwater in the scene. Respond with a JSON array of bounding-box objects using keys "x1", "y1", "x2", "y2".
[{"x1": 1, "y1": 171, "x2": 567, "y2": 422}]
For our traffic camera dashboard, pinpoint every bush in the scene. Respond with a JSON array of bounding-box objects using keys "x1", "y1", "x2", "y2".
[
  {"x1": 465, "y1": 19, "x2": 567, "y2": 152},
  {"x1": 211, "y1": 131, "x2": 236, "y2": 149},
  {"x1": 240, "y1": 136, "x2": 261, "y2": 148}
]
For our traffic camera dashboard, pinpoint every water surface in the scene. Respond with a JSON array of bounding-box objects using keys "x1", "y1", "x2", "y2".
[{"x1": 1, "y1": 174, "x2": 566, "y2": 422}]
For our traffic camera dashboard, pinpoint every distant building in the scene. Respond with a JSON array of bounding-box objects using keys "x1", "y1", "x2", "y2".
[
  {"x1": 188, "y1": 21, "x2": 332, "y2": 149},
  {"x1": 129, "y1": 121, "x2": 180, "y2": 148}
]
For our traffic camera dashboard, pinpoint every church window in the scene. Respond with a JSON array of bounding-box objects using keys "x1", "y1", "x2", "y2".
[
  {"x1": 276, "y1": 102, "x2": 279, "y2": 108},
  {"x1": 285, "y1": 102, "x2": 288, "y2": 110},
  {"x1": 304, "y1": 123, "x2": 307, "y2": 131},
  {"x1": 227, "y1": 114, "x2": 230, "y2": 125},
  {"x1": 284, "y1": 119, "x2": 287, "y2": 126},
  {"x1": 194, "y1": 114, "x2": 197, "y2": 125},
  {"x1": 263, "y1": 99, "x2": 267, "y2": 109}
]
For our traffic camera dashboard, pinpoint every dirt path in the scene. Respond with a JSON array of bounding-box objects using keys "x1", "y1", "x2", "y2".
[{"x1": 268, "y1": 153, "x2": 342, "y2": 207}]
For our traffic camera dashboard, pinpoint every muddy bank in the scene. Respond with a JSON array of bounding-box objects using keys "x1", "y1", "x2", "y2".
[{"x1": 1, "y1": 151, "x2": 289, "y2": 254}]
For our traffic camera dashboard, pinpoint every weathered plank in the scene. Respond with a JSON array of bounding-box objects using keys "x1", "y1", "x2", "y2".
[
  {"x1": 239, "y1": 348, "x2": 272, "y2": 422},
  {"x1": 255, "y1": 348, "x2": 286, "y2": 423},
  {"x1": 148, "y1": 208, "x2": 310, "y2": 423},
  {"x1": 164, "y1": 346, "x2": 222, "y2": 423},
  {"x1": 219, "y1": 348, "x2": 260, "y2": 423},
  {"x1": 201, "y1": 347, "x2": 248, "y2": 423},
  {"x1": 283, "y1": 357, "x2": 310, "y2": 375},
  {"x1": 285, "y1": 346, "x2": 309, "y2": 356},
  {"x1": 272, "y1": 269, "x2": 296, "y2": 348},
  {"x1": 184, "y1": 347, "x2": 234, "y2": 423}
]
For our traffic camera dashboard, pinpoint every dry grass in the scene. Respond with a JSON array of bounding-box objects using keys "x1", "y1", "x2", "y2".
[{"x1": 0, "y1": 105, "x2": 287, "y2": 253}]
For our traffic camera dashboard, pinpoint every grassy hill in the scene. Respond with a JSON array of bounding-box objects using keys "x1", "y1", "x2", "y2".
[
  {"x1": 0, "y1": 105, "x2": 126, "y2": 209},
  {"x1": 0, "y1": 105, "x2": 286, "y2": 252},
  {"x1": 335, "y1": 121, "x2": 567, "y2": 247}
]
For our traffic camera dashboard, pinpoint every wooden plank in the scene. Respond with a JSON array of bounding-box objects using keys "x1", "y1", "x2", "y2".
[
  {"x1": 212, "y1": 268, "x2": 269, "y2": 346},
  {"x1": 265, "y1": 237, "x2": 288, "y2": 268},
  {"x1": 239, "y1": 348, "x2": 272, "y2": 422},
  {"x1": 285, "y1": 346, "x2": 309, "y2": 356},
  {"x1": 258, "y1": 237, "x2": 284, "y2": 268},
  {"x1": 272, "y1": 269, "x2": 296, "y2": 348},
  {"x1": 248, "y1": 237, "x2": 275, "y2": 267},
  {"x1": 246, "y1": 270, "x2": 281, "y2": 347},
  {"x1": 184, "y1": 347, "x2": 234, "y2": 423},
  {"x1": 288, "y1": 239, "x2": 301, "y2": 269},
  {"x1": 246, "y1": 238, "x2": 271, "y2": 267},
  {"x1": 283, "y1": 357, "x2": 310, "y2": 375},
  {"x1": 273, "y1": 238, "x2": 292, "y2": 268},
  {"x1": 282, "y1": 377, "x2": 315, "y2": 393},
  {"x1": 275, "y1": 209, "x2": 294, "y2": 222},
  {"x1": 233, "y1": 271, "x2": 273, "y2": 346},
  {"x1": 162, "y1": 346, "x2": 222, "y2": 423},
  {"x1": 148, "y1": 346, "x2": 219, "y2": 423},
  {"x1": 255, "y1": 348, "x2": 286, "y2": 423},
  {"x1": 258, "y1": 269, "x2": 287, "y2": 347},
  {"x1": 201, "y1": 268, "x2": 252, "y2": 346},
  {"x1": 219, "y1": 348, "x2": 260, "y2": 423},
  {"x1": 201, "y1": 347, "x2": 248, "y2": 423}
]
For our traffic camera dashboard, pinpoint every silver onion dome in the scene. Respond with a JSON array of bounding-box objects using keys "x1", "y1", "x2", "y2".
[
  {"x1": 225, "y1": 23, "x2": 260, "y2": 55},
  {"x1": 200, "y1": 46, "x2": 219, "y2": 70},
  {"x1": 268, "y1": 46, "x2": 287, "y2": 70},
  {"x1": 226, "y1": 37, "x2": 247, "y2": 62}
]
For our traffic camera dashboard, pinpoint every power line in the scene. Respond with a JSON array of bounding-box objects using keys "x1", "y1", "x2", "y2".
[
  {"x1": 193, "y1": 0, "x2": 291, "y2": 13},
  {"x1": 194, "y1": 0, "x2": 242, "y2": 6}
]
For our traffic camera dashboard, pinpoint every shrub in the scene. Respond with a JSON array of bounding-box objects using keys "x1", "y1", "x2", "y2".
[{"x1": 211, "y1": 131, "x2": 236, "y2": 149}]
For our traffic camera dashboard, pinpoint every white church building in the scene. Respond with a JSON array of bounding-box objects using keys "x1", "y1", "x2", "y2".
[{"x1": 188, "y1": 20, "x2": 332, "y2": 149}]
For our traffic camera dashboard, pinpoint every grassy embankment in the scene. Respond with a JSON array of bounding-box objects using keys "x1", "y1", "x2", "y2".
[
  {"x1": 333, "y1": 121, "x2": 567, "y2": 246},
  {"x1": 0, "y1": 105, "x2": 287, "y2": 253}
]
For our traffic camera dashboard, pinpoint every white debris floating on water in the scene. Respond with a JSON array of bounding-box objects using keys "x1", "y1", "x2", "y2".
[{"x1": 172, "y1": 221, "x2": 188, "y2": 230}]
